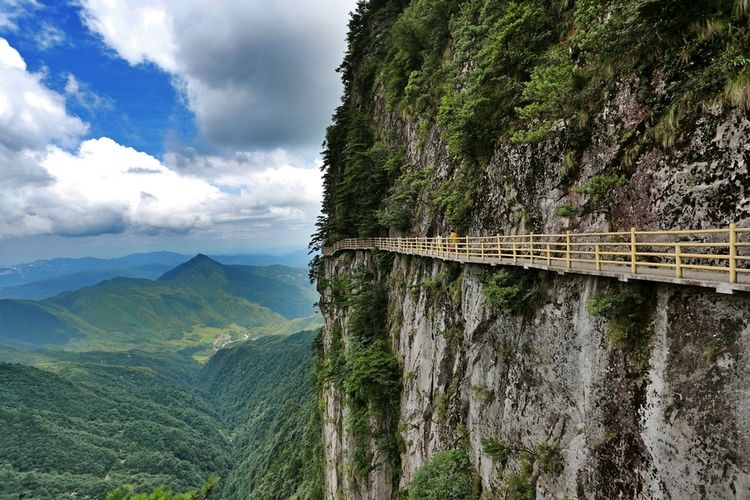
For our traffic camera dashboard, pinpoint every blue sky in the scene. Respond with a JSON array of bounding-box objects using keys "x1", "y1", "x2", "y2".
[
  {"x1": 0, "y1": 0, "x2": 355, "y2": 265},
  {"x1": 2, "y1": 1, "x2": 198, "y2": 158}
]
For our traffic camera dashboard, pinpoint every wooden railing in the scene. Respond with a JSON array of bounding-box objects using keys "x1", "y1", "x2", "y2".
[{"x1": 322, "y1": 225, "x2": 750, "y2": 293}]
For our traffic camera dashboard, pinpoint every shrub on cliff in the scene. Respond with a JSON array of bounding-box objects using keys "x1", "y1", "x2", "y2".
[{"x1": 407, "y1": 450, "x2": 478, "y2": 500}]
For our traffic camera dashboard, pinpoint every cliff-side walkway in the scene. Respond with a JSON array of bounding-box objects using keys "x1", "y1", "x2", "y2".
[{"x1": 323, "y1": 226, "x2": 750, "y2": 294}]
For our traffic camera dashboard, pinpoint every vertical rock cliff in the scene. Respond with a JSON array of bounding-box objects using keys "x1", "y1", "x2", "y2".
[{"x1": 311, "y1": 1, "x2": 750, "y2": 498}]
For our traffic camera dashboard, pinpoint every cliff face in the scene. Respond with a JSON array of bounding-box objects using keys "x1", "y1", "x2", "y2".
[
  {"x1": 320, "y1": 252, "x2": 750, "y2": 498},
  {"x1": 313, "y1": 1, "x2": 750, "y2": 498}
]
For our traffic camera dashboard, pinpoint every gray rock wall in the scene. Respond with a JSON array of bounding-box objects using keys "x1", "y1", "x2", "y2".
[{"x1": 319, "y1": 250, "x2": 750, "y2": 498}]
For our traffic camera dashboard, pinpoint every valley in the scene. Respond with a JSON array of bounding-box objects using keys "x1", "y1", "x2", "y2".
[
  {"x1": 0, "y1": 254, "x2": 321, "y2": 360},
  {"x1": 0, "y1": 332, "x2": 321, "y2": 499}
]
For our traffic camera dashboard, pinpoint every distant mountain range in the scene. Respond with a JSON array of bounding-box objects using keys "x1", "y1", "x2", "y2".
[
  {"x1": 0, "y1": 255, "x2": 320, "y2": 358},
  {"x1": 0, "y1": 249, "x2": 311, "y2": 300}
]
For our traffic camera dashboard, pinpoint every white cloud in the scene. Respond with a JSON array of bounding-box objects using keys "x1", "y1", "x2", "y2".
[
  {"x1": 0, "y1": 26, "x2": 324, "y2": 251},
  {"x1": 166, "y1": 148, "x2": 322, "y2": 207},
  {"x1": 0, "y1": 37, "x2": 26, "y2": 69},
  {"x1": 78, "y1": 0, "x2": 178, "y2": 71},
  {"x1": 39, "y1": 137, "x2": 223, "y2": 235},
  {"x1": 78, "y1": 0, "x2": 355, "y2": 150},
  {"x1": 0, "y1": 136, "x2": 322, "y2": 239},
  {"x1": 0, "y1": 37, "x2": 88, "y2": 150}
]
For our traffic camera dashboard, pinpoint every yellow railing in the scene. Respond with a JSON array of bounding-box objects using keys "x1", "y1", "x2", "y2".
[{"x1": 322, "y1": 225, "x2": 750, "y2": 293}]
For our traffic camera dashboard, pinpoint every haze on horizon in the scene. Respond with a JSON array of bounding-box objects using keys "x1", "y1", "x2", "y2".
[{"x1": 0, "y1": 0, "x2": 357, "y2": 264}]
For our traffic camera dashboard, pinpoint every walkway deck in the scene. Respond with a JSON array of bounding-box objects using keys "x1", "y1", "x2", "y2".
[{"x1": 323, "y1": 226, "x2": 750, "y2": 294}]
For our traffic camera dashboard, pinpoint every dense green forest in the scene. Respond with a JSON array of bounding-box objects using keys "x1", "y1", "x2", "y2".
[
  {"x1": 198, "y1": 332, "x2": 323, "y2": 499},
  {"x1": 0, "y1": 355, "x2": 229, "y2": 498},
  {"x1": 0, "y1": 332, "x2": 322, "y2": 499},
  {"x1": 0, "y1": 255, "x2": 320, "y2": 359}
]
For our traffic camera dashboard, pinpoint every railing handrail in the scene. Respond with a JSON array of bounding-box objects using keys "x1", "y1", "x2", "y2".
[{"x1": 321, "y1": 225, "x2": 749, "y2": 293}]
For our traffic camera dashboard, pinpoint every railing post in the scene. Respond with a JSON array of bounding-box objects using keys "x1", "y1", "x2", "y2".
[
  {"x1": 497, "y1": 234, "x2": 501, "y2": 259},
  {"x1": 465, "y1": 236, "x2": 469, "y2": 258},
  {"x1": 481, "y1": 241, "x2": 485, "y2": 262},
  {"x1": 512, "y1": 240, "x2": 518, "y2": 264},
  {"x1": 630, "y1": 227, "x2": 637, "y2": 275},
  {"x1": 546, "y1": 243, "x2": 551, "y2": 265},
  {"x1": 729, "y1": 223, "x2": 737, "y2": 283},
  {"x1": 566, "y1": 231, "x2": 571, "y2": 269},
  {"x1": 595, "y1": 243, "x2": 601, "y2": 271},
  {"x1": 675, "y1": 244, "x2": 683, "y2": 278},
  {"x1": 529, "y1": 233, "x2": 534, "y2": 264}
]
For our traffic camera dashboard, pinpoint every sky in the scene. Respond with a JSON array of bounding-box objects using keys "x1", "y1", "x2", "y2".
[{"x1": 0, "y1": 0, "x2": 355, "y2": 265}]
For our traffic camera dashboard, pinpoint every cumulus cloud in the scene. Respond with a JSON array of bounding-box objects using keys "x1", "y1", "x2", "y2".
[
  {"x1": 166, "y1": 148, "x2": 322, "y2": 208},
  {"x1": 78, "y1": 0, "x2": 354, "y2": 150},
  {"x1": 0, "y1": 38, "x2": 321, "y2": 242},
  {"x1": 1, "y1": 136, "x2": 322, "y2": 239},
  {"x1": 78, "y1": 0, "x2": 177, "y2": 71},
  {"x1": 0, "y1": 38, "x2": 88, "y2": 150}
]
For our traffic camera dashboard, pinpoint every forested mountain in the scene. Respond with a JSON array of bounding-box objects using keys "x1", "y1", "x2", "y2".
[
  {"x1": 0, "y1": 255, "x2": 320, "y2": 358},
  {"x1": 0, "y1": 332, "x2": 322, "y2": 499},
  {"x1": 0, "y1": 250, "x2": 311, "y2": 300},
  {"x1": 0, "y1": 354, "x2": 230, "y2": 499},
  {"x1": 198, "y1": 332, "x2": 322, "y2": 499}
]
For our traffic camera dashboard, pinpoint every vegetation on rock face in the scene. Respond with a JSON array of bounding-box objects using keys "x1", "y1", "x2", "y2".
[
  {"x1": 310, "y1": 0, "x2": 750, "y2": 246},
  {"x1": 315, "y1": 265, "x2": 403, "y2": 483},
  {"x1": 378, "y1": 165, "x2": 433, "y2": 231},
  {"x1": 482, "y1": 269, "x2": 541, "y2": 315},
  {"x1": 343, "y1": 273, "x2": 401, "y2": 479},
  {"x1": 406, "y1": 450, "x2": 478, "y2": 500},
  {"x1": 588, "y1": 285, "x2": 656, "y2": 374},
  {"x1": 481, "y1": 437, "x2": 563, "y2": 499}
]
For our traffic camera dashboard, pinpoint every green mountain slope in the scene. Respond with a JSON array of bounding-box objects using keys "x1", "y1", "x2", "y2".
[
  {"x1": 0, "y1": 300, "x2": 83, "y2": 348},
  {"x1": 0, "y1": 265, "x2": 177, "y2": 300},
  {"x1": 0, "y1": 333, "x2": 323, "y2": 499},
  {"x1": 0, "y1": 255, "x2": 320, "y2": 356},
  {"x1": 0, "y1": 356, "x2": 230, "y2": 499},
  {"x1": 158, "y1": 255, "x2": 317, "y2": 320},
  {"x1": 198, "y1": 331, "x2": 323, "y2": 499}
]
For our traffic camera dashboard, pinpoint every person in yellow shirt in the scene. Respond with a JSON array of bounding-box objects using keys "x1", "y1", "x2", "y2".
[{"x1": 449, "y1": 229, "x2": 458, "y2": 252}]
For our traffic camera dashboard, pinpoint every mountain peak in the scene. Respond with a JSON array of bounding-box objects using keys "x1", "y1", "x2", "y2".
[{"x1": 157, "y1": 254, "x2": 224, "y2": 283}]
